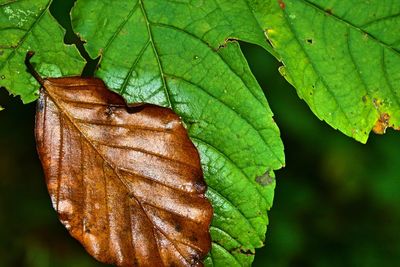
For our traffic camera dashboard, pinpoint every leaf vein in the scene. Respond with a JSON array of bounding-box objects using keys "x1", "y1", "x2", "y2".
[
  {"x1": 96, "y1": 141, "x2": 197, "y2": 169},
  {"x1": 101, "y1": 2, "x2": 140, "y2": 57},
  {"x1": 381, "y1": 48, "x2": 400, "y2": 108},
  {"x1": 211, "y1": 242, "x2": 242, "y2": 266},
  {"x1": 118, "y1": 167, "x2": 196, "y2": 196},
  {"x1": 207, "y1": 186, "x2": 263, "y2": 242},
  {"x1": 281, "y1": 8, "x2": 354, "y2": 128},
  {"x1": 151, "y1": 21, "x2": 268, "y2": 109},
  {"x1": 167, "y1": 73, "x2": 282, "y2": 165},
  {"x1": 345, "y1": 28, "x2": 373, "y2": 106},
  {"x1": 76, "y1": 119, "x2": 169, "y2": 134},
  {"x1": 361, "y1": 12, "x2": 400, "y2": 28},
  {"x1": 299, "y1": 0, "x2": 400, "y2": 54},
  {"x1": 120, "y1": 41, "x2": 151, "y2": 96},
  {"x1": 139, "y1": 0, "x2": 173, "y2": 108}
]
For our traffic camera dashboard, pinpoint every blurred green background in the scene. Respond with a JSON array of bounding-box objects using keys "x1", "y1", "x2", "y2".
[{"x1": 1, "y1": 1, "x2": 400, "y2": 267}]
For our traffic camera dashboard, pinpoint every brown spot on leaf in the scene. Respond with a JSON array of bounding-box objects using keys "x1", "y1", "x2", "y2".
[
  {"x1": 255, "y1": 171, "x2": 274, "y2": 186},
  {"x1": 373, "y1": 113, "x2": 390, "y2": 134},
  {"x1": 362, "y1": 95, "x2": 368, "y2": 103},
  {"x1": 175, "y1": 223, "x2": 182, "y2": 232},
  {"x1": 325, "y1": 8, "x2": 333, "y2": 15},
  {"x1": 191, "y1": 254, "x2": 200, "y2": 263},
  {"x1": 189, "y1": 235, "x2": 199, "y2": 242},
  {"x1": 372, "y1": 98, "x2": 383, "y2": 109},
  {"x1": 105, "y1": 105, "x2": 115, "y2": 116},
  {"x1": 278, "y1": 0, "x2": 286, "y2": 9},
  {"x1": 194, "y1": 179, "x2": 206, "y2": 193}
]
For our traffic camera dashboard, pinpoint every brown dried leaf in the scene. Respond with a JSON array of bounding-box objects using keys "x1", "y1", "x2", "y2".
[{"x1": 35, "y1": 77, "x2": 213, "y2": 267}]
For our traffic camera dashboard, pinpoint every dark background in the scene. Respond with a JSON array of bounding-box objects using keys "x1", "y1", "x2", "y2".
[{"x1": 1, "y1": 1, "x2": 400, "y2": 267}]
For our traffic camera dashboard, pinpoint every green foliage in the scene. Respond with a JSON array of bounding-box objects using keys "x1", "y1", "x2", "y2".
[
  {"x1": 1, "y1": 0, "x2": 399, "y2": 266},
  {"x1": 263, "y1": 0, "x2": 400, "y2": 143},
  {"x1": 72, "y1": 1, "x2": 285, "y2": 265},
  {"x1": 1, "y1": 1, "x2": 286, "y2": 265},
  {"x1": 0, "y1": 0, "x2": 84, "y2": 103},
  {"x1": 2, "y1": 46, "x2": 400, "y2": 267}
]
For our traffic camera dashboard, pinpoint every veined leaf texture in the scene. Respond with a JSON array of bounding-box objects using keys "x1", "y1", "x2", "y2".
[{"x1": 35, "y1": 76, "x2": 213, "y2": 267}]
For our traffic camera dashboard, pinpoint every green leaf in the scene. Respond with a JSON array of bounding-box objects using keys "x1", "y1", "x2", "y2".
[
  {"x1": 0, "y1": 0, "x2": 84, "y2": 103},
  {"x1": 71, "y1": 0, "x2": 285, "y2": 265},
  {"x1": 259, "y1": 0, "x2": 400, "y2": 143}
]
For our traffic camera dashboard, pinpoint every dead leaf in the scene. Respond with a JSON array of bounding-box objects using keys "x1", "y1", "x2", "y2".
[{"x1": 35, "y1": 76, "x2": 213, "y2": 267}]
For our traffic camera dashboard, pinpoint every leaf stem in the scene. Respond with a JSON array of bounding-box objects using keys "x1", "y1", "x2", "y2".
[{"x1": 25, "y1": 51, "x2": 44, "y2": 86}]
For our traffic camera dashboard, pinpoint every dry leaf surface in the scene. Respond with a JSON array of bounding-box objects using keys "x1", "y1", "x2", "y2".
[{"x1": 35, "y1": 77, "x2": 213, "y2": 267}]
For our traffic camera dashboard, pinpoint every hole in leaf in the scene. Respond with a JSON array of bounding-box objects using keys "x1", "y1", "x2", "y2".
[{"x1": 49, "y1": 0, "x2": 99, "y2": 77}]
